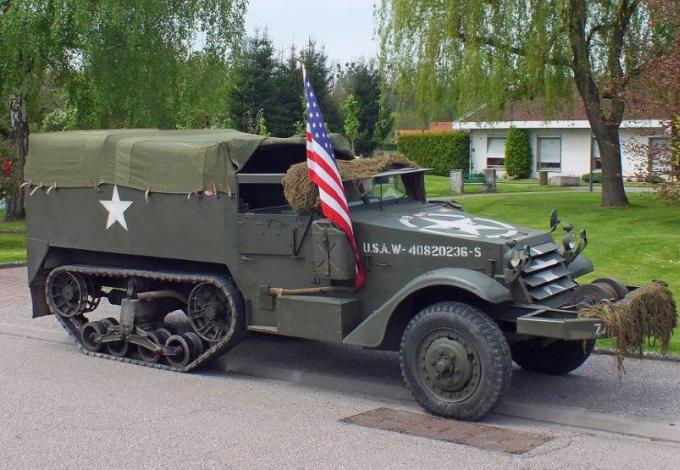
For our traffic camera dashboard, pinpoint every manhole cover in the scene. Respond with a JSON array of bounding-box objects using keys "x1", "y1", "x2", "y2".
[{"x1": 342, "y1": 407, "x2": 552, "y2": 454}]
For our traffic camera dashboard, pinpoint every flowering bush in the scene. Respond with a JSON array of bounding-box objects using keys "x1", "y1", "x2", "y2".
[{"x1": 0, "y1": 140, "x2": 17, "y2": 202}]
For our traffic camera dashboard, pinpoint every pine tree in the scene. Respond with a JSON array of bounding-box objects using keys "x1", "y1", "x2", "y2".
[{"x1": 504, "y1": 127, "x2": 533, "y2": 179}]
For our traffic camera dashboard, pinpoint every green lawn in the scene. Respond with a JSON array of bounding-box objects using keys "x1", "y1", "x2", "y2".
[
  {"x1": 0, "y1": 210, "x2": 26, "y2": 264},
  {"x1": 453, "y1": 191, "x2": 680, "y2": 354}
]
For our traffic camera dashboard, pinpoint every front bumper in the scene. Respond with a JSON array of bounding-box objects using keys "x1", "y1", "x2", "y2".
[{"x1": 516, "y1": 308, "x2": 607, "y2": 340}]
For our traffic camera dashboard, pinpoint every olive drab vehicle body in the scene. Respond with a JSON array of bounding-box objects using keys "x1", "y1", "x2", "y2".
[{"x1": 24, "y1": 129, "x2": 636, "y2": 420}]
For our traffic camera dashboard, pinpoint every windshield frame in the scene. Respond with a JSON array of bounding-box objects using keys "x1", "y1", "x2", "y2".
[{"x1": 345, "y1": 168, "x2": 428, "y2": 207}]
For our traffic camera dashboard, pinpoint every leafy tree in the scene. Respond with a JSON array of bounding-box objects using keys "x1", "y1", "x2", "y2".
[
  {"x1": 343, "y1": 94, "x2": 360, "y2": 154},
  {"x1": 504, "y1": 127, "x2": 533, "y2": 179},
  {"x1": 0, "y1": 0, "x2": 246, "y2": 220},
  {"x1": 379, "y1": 0, "x2": 657, "y2": 207},
  {"x1": 174, "y1": 51, "x2": 233, "y2": 129},
  {"x1": 629, "y1": 0, "x2": 680, "y2": 202}
]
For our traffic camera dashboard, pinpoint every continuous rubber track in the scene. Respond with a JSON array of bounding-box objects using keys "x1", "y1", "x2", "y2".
[{"x1": 47, "y1": 264, "x2": 243, "y2": 373}]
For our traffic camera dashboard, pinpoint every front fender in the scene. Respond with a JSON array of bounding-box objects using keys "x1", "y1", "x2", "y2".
[
  {"x1": 343, "y1": 268, "x2": 512, "y2": 347},
  {"x1": 567, "y1": 254, "x2": 594, "y2": 279}
]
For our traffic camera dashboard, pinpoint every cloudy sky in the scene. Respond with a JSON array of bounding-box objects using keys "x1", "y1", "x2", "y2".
[{"x1": 244, "y1": 0, "x2": 378, "y2": 62}]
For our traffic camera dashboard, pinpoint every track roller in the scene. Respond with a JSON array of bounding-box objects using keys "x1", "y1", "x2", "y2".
[
  {"x1": 106, "y1": 339, "x2": 129, "y2": 358},
  {"x1": 81, "y1": 321, "x2": 106, "y2": 352},
  {"x1": 184, "y1": 332, "x2": 205, "y2": 357},
  {"x1": 164, "y1": 334, "x2": 194, "y2": 367}
]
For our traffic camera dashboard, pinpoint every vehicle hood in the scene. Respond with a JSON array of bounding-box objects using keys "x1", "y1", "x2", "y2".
[{"x1": 350, "y1": 200, "x2": 551, "y2": 246}]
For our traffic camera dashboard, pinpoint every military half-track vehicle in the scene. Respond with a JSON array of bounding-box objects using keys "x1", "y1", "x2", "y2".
[{"x1": 25, "y1": 129, "x2": 636, "y2": 420}]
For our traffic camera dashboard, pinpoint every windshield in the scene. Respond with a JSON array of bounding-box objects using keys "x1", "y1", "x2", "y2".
[{"x1": 346, "y1": 174, "x2": 415, "y2": 205}]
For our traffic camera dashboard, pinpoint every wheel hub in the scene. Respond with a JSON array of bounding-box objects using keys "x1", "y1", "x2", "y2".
[
  {"x1": 423, "y1": 337, "x2": 473, "y2": 392},
  {"x1": 61, "y1": 284, "x2": 75, "y2": 301}
]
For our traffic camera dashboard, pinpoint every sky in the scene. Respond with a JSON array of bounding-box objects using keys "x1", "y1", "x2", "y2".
[{"x1": 244, "y1": 0, "x2": 378, "y2": 63}]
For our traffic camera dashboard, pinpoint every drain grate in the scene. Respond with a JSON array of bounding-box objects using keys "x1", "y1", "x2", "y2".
[{"x1": 342, "y1": 407, "x2": 553, "y2": 454}]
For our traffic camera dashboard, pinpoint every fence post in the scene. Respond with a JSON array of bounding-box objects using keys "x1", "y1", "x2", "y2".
[
  {"x1": 450, "y1": 169, "x2": 464, "y2": 193},
  {"x1": 484, "y1": 168, "x2": 497, "y2": 193}
]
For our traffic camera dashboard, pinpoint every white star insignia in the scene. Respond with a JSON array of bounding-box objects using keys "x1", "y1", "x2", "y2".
[{"x1": 99, "y1": 185, "x2": 133, "y2": 231}]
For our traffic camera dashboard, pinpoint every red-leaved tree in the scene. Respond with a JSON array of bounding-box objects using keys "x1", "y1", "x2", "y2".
[{"x1": 627, "y1": 0, "x2": 680, "y2": 199}]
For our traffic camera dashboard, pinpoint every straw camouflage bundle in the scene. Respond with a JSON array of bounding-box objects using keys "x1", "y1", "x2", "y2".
[
  {"x1": 282, "y1": 154, "x2": 417, "y2": 213},
  {"x1": 579, "y1": 281, "x2": 677, "y2": 375}
]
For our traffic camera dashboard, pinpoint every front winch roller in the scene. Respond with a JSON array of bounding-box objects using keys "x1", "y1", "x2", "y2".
[{"x1": 45, "y1": 265, "x2": 246, "y2": 373}]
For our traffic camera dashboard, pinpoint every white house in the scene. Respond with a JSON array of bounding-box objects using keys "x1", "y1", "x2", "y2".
[{"x1": 448, "y1": 97, "x2": 671, "y2": 179}]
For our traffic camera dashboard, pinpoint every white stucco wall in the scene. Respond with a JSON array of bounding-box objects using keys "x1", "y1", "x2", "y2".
[{"x1": 468, "y1": 126, "x2": 668, "y2": 178}]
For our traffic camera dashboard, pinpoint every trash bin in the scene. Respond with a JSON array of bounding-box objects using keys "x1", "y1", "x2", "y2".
[{"x1": 539, "y1": 171, "x2": 548, "y2": 186}]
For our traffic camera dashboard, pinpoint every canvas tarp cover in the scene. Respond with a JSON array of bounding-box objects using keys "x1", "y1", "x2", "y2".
[{"x1": 24, "y1": 129, "x2": 352, "y2": 194}]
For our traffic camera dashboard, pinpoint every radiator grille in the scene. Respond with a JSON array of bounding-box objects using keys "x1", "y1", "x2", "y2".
[{"x1": 520, "y1": 242, "x2": 577, "y2": 301}]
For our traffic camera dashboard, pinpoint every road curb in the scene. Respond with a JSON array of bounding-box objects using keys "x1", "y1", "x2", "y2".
[
  {"x1": 594, "y1": 347, "x2": 680, "y2": 363},
  {"x1": 0, "y1": 261, "x2": 27, "y2": 269}
]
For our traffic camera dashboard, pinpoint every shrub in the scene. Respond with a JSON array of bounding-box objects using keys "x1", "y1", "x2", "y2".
[
  {"x1": 581, "y1": 172, "x2": 603, "y2": 183},
  {"x1": 504, "y1": 127, "x2": 532, "y2": 178},
  {"x1": 396, "y1": 131, "x2": 469, "y2": 176}
]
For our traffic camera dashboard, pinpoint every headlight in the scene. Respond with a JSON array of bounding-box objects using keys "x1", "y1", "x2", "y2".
[
  {"x1": 562, "y1": 232, "x2": 577, "y2": 253},
  {"x1": 506, "y1": 248, "x2": 525, "y2": 269}
]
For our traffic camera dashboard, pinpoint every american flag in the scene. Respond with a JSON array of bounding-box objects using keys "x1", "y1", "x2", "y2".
[{"x1": 303, "y1": 66, "x2": 365, "y2": 288}]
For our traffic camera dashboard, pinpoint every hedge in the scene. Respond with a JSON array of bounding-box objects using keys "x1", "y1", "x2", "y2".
[
  {"x1": 504, "y1": 127, "x2": 533, "y2": 178},
  {"x1": 397, "y1": 131, "x2": 470, "y2": 176}
]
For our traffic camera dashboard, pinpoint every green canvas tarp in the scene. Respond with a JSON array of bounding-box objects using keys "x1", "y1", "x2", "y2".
[{"x1": 24, "y1": 129, "x2": 352, "y2": 195}]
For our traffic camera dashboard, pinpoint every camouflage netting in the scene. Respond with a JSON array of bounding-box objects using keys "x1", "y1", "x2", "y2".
[
  {"x1": 579, "y1": 281, "x2": 677, "y2": 375},
  {"x1": 282, "y1": 154, "x2": 417, "y2": 213}
]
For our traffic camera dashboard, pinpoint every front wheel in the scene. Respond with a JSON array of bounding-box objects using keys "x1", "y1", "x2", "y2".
[
  {"x1": 400, "y1": 302, "x2": 512, "y2": 421},
  {"x1": 510, "y1": 339, "x2": 594, "y2": 375}
]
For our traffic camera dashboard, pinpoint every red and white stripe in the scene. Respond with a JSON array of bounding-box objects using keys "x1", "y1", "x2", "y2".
[{"x1": 305, "y1": 125, "x2": 365, "y2": 288}]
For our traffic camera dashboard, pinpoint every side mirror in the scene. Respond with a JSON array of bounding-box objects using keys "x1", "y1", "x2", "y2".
[{"x1": 549, "y1": 209, "x2": 560, "y2": 233}]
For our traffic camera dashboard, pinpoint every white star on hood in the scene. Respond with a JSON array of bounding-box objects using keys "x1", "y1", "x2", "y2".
[
  {"x1": 419, "y1": 216, "x2": 501, "y2": 237},
  {"x1": 99, "y1": 185, "x2": 133, "y2": 231}
]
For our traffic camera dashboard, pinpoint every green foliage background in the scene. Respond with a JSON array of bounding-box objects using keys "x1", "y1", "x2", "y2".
[
  {"x1": 397, "y1": 131, "x2": 470, "y2": 176},
  {"x1": 504, "y1": 127, "x2": 532, "y2": 178}
]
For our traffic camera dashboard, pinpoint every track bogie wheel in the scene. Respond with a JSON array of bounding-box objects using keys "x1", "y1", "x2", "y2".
[
  {"x1": 164, "y1": 334, "x2": 194, "y2": 368},
  {"x1": 154, "y1": 327, "x2": 173, "y2": 344},
  {"x1": 81, "y1": 321, "x2": 106, "y2": 352},
  {"x1": 106, "y1": 339, "x2": 129, "y2": 358},
  {"x1": 47, "y1": 271, "x2": 87, "y2": 318},
  {"x1": 184, "y1": 332, "x2": 205, "y2": 357}
]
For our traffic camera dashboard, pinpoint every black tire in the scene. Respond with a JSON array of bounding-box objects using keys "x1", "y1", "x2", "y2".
[
  {"x1": 510, "y1": 339, "x2": 595, "y2": 375},
  {"x1": 400, "y1": 302, "x2": 512, "y2": 421}
]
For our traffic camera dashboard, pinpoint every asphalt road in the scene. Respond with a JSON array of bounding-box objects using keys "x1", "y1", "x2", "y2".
[{"x1": 2, "y1": 267, "x2": 680, "y2": 468}]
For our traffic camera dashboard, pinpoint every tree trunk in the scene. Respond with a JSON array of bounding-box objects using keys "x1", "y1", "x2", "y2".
[
  {"x1": 5, "y1": 93, "x2": 28, "y2": 221},
  {"x1": 567, "y1": 0, "x2": 630, "y2": 207},
  {"x1": 594, "y1": 126, "x2": 629, "y2": 207}
]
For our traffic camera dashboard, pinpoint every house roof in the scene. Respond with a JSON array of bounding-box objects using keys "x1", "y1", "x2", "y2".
[{"x1": 453, "y1": 95, "x2": 669, "y2": 130}]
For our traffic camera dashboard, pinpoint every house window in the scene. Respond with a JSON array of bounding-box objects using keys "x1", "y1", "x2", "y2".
[
  {"x1": 486, "y1": 137, "x2": 506, "y2": 167},
  {"x1": 537, "y1": 137, "x2": 561, "y2": 170}
]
